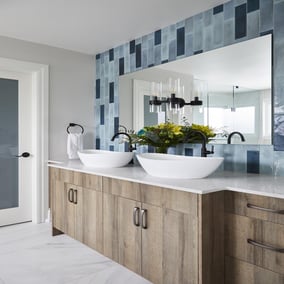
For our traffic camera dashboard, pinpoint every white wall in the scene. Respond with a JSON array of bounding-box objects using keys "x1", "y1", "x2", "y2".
[{"x1": 0, "y1": 36, "x2": 95, "y2": 160}]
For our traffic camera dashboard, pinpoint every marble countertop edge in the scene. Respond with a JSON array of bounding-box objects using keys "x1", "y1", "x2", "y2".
[{"x1": 47, "y1": 160, "x2": 284, "y2": 199}]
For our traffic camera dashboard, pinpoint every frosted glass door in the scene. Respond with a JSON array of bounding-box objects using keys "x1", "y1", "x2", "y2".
[
  {"x1": 0, "y1": 70, "x2": 32, "y2": 226},
  {"x1": 0, "y1": 78, "x2": 19, "y2": 210}
]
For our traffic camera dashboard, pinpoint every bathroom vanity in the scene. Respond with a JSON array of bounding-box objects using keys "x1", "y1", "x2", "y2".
[{"x1": 49, "y1": 161, "x2": 284, "y2": 284}]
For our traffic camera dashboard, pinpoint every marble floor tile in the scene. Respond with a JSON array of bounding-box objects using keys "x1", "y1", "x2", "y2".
[{"x1": 0, "y1": 222, "x2": 152, "y2": 284}]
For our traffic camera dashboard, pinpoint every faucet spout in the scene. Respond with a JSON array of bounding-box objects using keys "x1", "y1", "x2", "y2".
[
  {"x1": 111, "y1": 132, "x2": 136, "y2": 152},
  {"x1": 227, "y1": 131, "x2": 245, "y2": 144},
  {"x1": 185, "y1": 130, "x2": 214, "y2": 157}
]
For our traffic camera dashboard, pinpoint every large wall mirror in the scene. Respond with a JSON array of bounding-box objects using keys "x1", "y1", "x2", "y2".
[{"x1": 119, "y1": 34, "x2": 272, "y2": 145}]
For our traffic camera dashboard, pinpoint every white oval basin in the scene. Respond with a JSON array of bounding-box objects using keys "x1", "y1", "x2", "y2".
[
  {"x1": 136, "y1": 153, "x2": 224, "y2": 179},
  {"x1": 78, "y1": 150, "x2": 134, "y2": 168}
]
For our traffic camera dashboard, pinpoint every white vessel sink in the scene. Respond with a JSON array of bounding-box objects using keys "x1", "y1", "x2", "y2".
[
  {"x1": 78, "y1": 150, "x2": 134, "y2": 168},
  {"x1": 136, "y1": 153, "x2": 224, "y2": 179}
]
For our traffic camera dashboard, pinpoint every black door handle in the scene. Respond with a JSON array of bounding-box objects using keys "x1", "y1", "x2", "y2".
[{"x1": 15, "y1": 152, "x2": 30, "y2": 158}]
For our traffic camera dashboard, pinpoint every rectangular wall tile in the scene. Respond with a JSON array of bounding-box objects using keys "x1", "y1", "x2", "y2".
[
  {"x1": 235, "y1": 3, "x2": 247, "y2": 39},
  {"x1": 94, "y1": 0, "x2": 284, "y2": 173},
  {"x1": 247, "y1": 150, "x2": 260, "y2": 173}
]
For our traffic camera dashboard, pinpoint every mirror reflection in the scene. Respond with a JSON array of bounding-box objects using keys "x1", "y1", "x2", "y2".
[{"x1": 119, "y1": 34, "x2": 272, "y2": 145}]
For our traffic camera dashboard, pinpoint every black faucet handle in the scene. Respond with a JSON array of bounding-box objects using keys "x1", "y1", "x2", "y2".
[{"x1": 205, "y1": 145, "x2": 214, "y2": 155}]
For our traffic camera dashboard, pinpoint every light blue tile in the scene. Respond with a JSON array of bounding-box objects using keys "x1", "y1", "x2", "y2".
[
  {"x1": 234, "y1": 0, "x2": 246, "y2": 6},
  {"x1": 274, "y1": 76, "x2": 284, "y2": 110},
  {"x1": 273, "y1": 151, "x2": 284, "y2": 176},
  {"x1": 260, "y1": 0, "x2": 273, "y2": 33},
  {"x1": 247, "y1": 10, "x2": 260, "y2": 39},
  {"x1": 185, "y1": 17, "x2": 194, "y2": 34},
  {"x1": 154, "y1": 45, "x2": 161, "y2": 65},
  {"x1": 224, "y1": 1, "x2": 234, "y2": 20},
  {"x1": 274, "y1": 1, "x2": 284, "y2": 39},
  {"x1": 204, "y1": 26, "x2": 213, "y2": 51},
  {"x1": 259, "y1": 145, "x2": 274, "y2": 174},
  {"x1": 213, "y1": 13, "x2": 224, "y2": 47},
  {"x1": 203, "y1": 10, "x2": 212, "y2": 27},
  {"x1": 142, "y1": 49, "x2": 148, "y2": 68},
  {"x1": 176, "y1": 19, "x2": 185, "y2": 29},
  {"x1": 185, "y1": 33, "x2": 193, "y2": 56},
  {"x1": 193, "y1": 15, "x2": 203, "y2": 51},
  {"x1": 274, "y1": 40, "x2": 284, "y2": 79},
  {"x1": 169, "y1": 40, "x2": 177, "y2": 61}
]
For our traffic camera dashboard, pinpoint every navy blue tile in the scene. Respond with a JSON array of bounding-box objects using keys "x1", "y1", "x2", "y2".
[
  {"x1": 213, "y1": 4, "x2": 224, "y2": 14},
  {"x1": 155, "y1": 30, "x2": 161, "y2": 45},
  {"x1": 194, "y1": 50, "x2": 203, "y2": 55},
  {"x1": 185, "y1": 148, "x2": 193, "y2": 156},
  {"x1": 96, "y1": 138, "x2": 100, "y2": 149},
  {"x1": 100, "y1": 105, "x2": 104, "y2": 125},
  {"x1": 109, "y1": 145, "x2": 114, "y2": 151},
  {"x1": 130, "y1": 40, "x2": 136, "y2": 54},
  {"x1": 235, "y1": 4, "x2": 247, "y2": 39},
  {"x1": 260, "y1": 29, "x2": 273, "y2": 36},
  {"x1": 109, "y1": 49, "x2": 114, "y2": 61},
  {"x1": 109, "y1": 82, "x2": 114, "y2": 103},
  {"x1": 177, "y1": 27, "x2": 185, "y2": 56},
  {"x1": 96, "y1": 79, "x2": 100, "y2": 99},
  {"x1": 247, "y1": 150, "x2": 260, "y2": 173},
  {"x1": 95, "y1": 54, "x2": 100, "y2": 60},
  {"x1": 114, "y1": 117, "x2": 119, "y2": 134},
  {"x1": 119, "y1": 58, "x2": 124, "y2": 75},
  {"x1": 247, "y1": 0, "x2": 259, "y2": 13},
  {"x1": 136, "y1": 44, "x2": 142, "y2": 68}
]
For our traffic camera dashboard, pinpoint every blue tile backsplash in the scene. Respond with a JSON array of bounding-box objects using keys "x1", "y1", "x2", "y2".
[{"x1": 95, "y1": 0, "x2": 284, "y2": 176}]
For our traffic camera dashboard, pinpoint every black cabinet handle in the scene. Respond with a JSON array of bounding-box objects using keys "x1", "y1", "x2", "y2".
[
  {"x1": 73, "y1": 189, "x2": 78, "y2": 204},
  {"x1": 247, "y1": 203, "x2": 284, "y2": 214},
  {"x1": 133, "y1": 207, "x2": 140, "y2": 227},
  {"x1": 247, "y1": 239, "x2": 284, "y2": 253},
  {"x1": 68, "y1": 188, "x2": 74, "y2": 203},
  {"x1": 141, "y1": 209, "x2": 147, "y2": 229}
]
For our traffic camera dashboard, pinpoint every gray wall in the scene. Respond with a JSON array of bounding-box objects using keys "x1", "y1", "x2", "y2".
[{"x1": 0, "y1": 36, "x2": 95, "y2": 160}]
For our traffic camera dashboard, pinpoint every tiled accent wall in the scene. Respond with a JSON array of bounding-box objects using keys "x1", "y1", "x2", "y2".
[{"x1": 95, "y1": 0, "x2": 284, "y2": 176}]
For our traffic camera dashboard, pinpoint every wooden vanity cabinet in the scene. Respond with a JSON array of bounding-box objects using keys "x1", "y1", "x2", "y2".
[
  {"x1": 102, "y1": 177, "x2": 224, "y2": 284},
  {"x1": 49, "y1": 168, "x2": 103, "y2": 253},
  {"x1": 225, "y1": 191, "x2": 284, "y2": 284}
]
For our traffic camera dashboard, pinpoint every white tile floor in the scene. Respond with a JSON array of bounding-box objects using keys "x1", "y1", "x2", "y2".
[{"x1": 0, "y1": 222, "x2": 152, "y2": 284}]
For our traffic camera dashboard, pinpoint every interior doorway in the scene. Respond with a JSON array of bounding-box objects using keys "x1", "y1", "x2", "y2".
[{"x1": 0, "y1": 57, "x2": 49, "y2": 226}]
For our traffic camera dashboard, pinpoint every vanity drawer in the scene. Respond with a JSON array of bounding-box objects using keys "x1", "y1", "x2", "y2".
[
  {"x1": 225, "y1": 213, "x2": 284, "y2": 275},
  {"x1": 225, "y1": 256, "x2": 284, "y2": 284},
  {"x1": 225, "y1": 191, "x2": 284, "y2": 225}
]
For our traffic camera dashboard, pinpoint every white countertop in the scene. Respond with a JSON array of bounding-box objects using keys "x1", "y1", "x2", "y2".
[{"x1": 48, "y1": 159, "x2": 284, "y2": 199}]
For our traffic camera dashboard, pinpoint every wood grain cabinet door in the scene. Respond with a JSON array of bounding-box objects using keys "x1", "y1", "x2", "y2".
[
  {"x1": 82, "y1": 188, "x2": 103, "y2": 253},
  {"x1": 103, "y1": 192, "x2": 142, "y2": 275},
  {"x1": 64, "y1": 184, "x2": 83, "y2": 242},
  {"x1": 50, "y1": 168, "x2": 65, "y2": 233}
]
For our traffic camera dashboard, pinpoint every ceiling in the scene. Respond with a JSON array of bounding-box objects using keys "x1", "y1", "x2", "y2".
[{"x1": 0, "y1": 0, "x2": 228, "y2": 55}]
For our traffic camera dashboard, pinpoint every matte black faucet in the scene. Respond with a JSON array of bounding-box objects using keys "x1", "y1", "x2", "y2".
[
  {"x1": 227, "y1": 131, "x2": 245, "y2": 144},
  {"x1": 185, "y1": 130, "x2": 214, "y2": 157},
  {"x1": 111, "y1": 132, "x2": 136, "y2": 152}
]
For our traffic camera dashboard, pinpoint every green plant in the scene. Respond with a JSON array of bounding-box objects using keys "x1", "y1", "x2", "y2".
[{"x1": 131, "y1": 122, "x2": 216, "y2": 153}]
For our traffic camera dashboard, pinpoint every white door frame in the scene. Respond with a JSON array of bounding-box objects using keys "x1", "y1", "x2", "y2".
[{"x1": 0, "y1": 57, "x2": 49, "y2": 224}]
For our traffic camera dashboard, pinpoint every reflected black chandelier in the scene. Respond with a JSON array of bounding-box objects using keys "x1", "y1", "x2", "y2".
[{"x1": 149, "y1": 78, "x2": 203, "y2": 113}]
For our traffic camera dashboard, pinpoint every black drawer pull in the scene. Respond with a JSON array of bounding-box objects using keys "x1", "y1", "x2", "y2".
[
  {"x1": 141, "y1": 209, "x2": 147, "y2": 229},
  {"x1": 68, "y1": 188, "x2": 74, "y2": 203},
  {"x1": 133, "y1": 207, "x2": 140, "y2": 227},
  {"x1": 247, "y1": 239, "x2": 284, "y2": 253},
  {"x1": 247, "y1": 203, "x2": 284, "y2": 214}
]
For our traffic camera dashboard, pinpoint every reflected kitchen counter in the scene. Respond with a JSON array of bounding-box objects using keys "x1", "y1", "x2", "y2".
[{"x1": 48, "y1": 159, "x2": 284, "y2": 199}]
